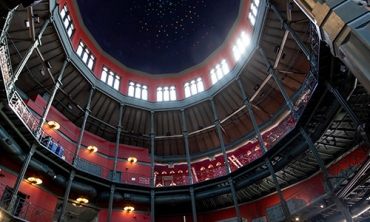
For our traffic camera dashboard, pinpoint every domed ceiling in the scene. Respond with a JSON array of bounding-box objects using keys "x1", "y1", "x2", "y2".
[{"x1": 76, "y1": 0, "x2": 241, "y2": 74}]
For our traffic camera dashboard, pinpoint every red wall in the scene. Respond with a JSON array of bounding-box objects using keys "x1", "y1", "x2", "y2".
[{"x1": 0, "y1": 170, "x2": 58, "y2": 214}]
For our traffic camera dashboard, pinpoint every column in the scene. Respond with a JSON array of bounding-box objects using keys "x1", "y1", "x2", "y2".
[
  {"x1": 73, "y1": 87, "x2": 94, "y2": 166},
  {"x1": 265, "y1": 158, "x2": 290, "y2": 218},
  {"x1": 58, "y1": 170, "x2": 75, "y2": 222},
  {"x1": 259, "y1": 47, "x2": 299, "y2": 121},
  {"x1": 326, "y1": 82, "x2": 361, "y2": 126},
  {"x1": 151, "y1": 190, "x2": 155, "y2": 222},
  {"x1": 237, "y1": 78, "x2": 267, "y2": 153},
  {"x1": 107, "y1": 184, "x2": 115, "y2": 222},
  {"x1": 190, "y1": 187, "x2": 197, "y2": 222},
  {"x1": 7, "y1": 144, "x2": 36, "y2": 214},
  {"x1": 181, "y1": 109, "x2": 193, "y2": 184},
  {"x1": 210, "y1": 99, "x2": 231, "y2": 173},
  {"x1": 113, "y1": 104, "x2": 124, "y2": 181},
  {"x1": 150, "y1": 111, "x2": 155, "y2": 186},
  {"x1": 300, "y1": 127, "x2": 354, "y2": 221},
  {"x1": 228, "y1": 177, "x2": 241, "y2": 221},
  {"x1": 35, "y1": 59, "x2": 68, "y2": 138}
]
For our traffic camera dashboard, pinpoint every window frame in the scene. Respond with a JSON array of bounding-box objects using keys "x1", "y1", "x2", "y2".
[
  {"x1": 184, "y1": 77, "x2": 204, "y2": 98},
  {"x1": 157, "y1": 85, "x2": 177, "y2": 102},
  {"x1": 76, "y1": 41, "x2": 95, "y2": 71},
  {"x1": 101, "y1": 66, "x2": 121, "y2": 90},
  {"x1": 60, "y1": 4, "x2": 75, "y2": 39},
  {"x1": 128, "y1": 81, "x2": 148, "y2": 100}
]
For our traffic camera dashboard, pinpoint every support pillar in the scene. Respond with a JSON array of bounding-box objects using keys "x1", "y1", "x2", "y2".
[
  {"x1": 300, "y1": 127, "x2": 333, "y2": 190},
  {"x1": 259, "y1": 47, "x2": 299, "y2": 121},
  {"x1": 300, "y1": 127, "x2": 354, "y2": 221},
  {"x1": 58, "y1": 170, "x2": 75, "y2": 222},
  {"x1": 228, "y1": 177, "x2": 242, "y2": 221},
  {"x1": 237, "y1": 78, "x2": 267, "y2": 153},
  {"x1": 190, "y1": 187, "x2": 197, "y2": 222},
  {"x1": 265, "y1": 158, "x2": 290, "y2": 218},
  {"x1": 113, "y1": 104, "x2": 124, "y2": 181},
  {"x1": 181, "y1": 109, "x2": 193, "y2": 184},
  {"x1": 210, "y1": 99, "x2": 231, "y2": 173},
  {"x1": 7, "y1": 144, "x2": 36, "y2": 214},
  {"x1": 35, "y1": 59, "x2": 68, "y2": 138},
  {"x1": 151, "y1": 190, "x2": 155, "y2": 222},
  {"x1": 73, "y1": 87, "x2": 94, "y2": 166},
  {"x1": 150, "y1": 111, "x2": 156, "y2": 187},
  {"x1": 107, "y1": 185, "x2": 115, "y2": 222},
  {"x1": 326, "y1": 82, "x2": 361, "y2": 125},
  {"x1": 334, "y1": 197, "x2": 354, "y2": 222}
]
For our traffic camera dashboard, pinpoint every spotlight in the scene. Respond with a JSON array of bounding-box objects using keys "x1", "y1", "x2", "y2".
[
  {"x1": 47, "y1": 121, "x2": 60, "y2": 130},
  {"x1": 124, "y1": 206, "x2": 135, "y2": 212},
  {"x1": 27, "y1": 177, "x2": 42, "y2": 185},
  {"x1": 254, "y1": 84, "x2": 260, "y2": 91},
  {"x1": 128, "y1": 157, "x2": 137, "y2": 163},
  {"x1": 87, "y1": 145, "x2": 98, "y2": 153}
]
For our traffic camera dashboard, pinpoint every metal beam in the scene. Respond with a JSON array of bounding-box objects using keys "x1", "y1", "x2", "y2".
[
  {"x1": 259, "y1": 47, "x2": 299, "y2": 121},
  {"x1": 181, "y1": 109, "x2": 194, "y2": 184},
  {"x1": 210, "y1": 99, "x2": 231, "y2": 173}
]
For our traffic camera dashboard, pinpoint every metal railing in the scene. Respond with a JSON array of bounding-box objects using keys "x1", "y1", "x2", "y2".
[{"x1": 0, "y1": 182, "x2": 54, "y2": 222}]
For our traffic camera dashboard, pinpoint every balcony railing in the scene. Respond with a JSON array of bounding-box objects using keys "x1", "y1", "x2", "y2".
[
  {"x1": 0, "y1": 29, "x2": 318, "y2": 188},
  {"x1": 0, "y1": 182, "x2": 54, "y2": 222}
]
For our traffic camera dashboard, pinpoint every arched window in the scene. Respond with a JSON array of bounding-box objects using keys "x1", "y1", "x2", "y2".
[
  {"x1": 100, "y1": 66, "x2": 121, "y2": 91},
  {"x1": 76, "y1": 41, "x2": 95, "y2": 71},
  {"x1": 184, "y1": 78, "x2": 204, "y2": 97},
  {"x1": 60, "y1": 5, "x2": 75, "y2": 38},
  {"x1": 128, "y1": 81, "x2": 148, "y2": 100},
  {"x1": 157, "y1": 86, "x2": 177, "y2": 101}
]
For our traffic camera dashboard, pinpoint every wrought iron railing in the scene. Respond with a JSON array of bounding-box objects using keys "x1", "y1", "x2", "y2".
[{"x1": 0, "y1": 181, "x2": 54, "y2": 222}]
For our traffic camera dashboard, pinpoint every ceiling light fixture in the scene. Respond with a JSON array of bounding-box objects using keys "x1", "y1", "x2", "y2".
[
  {"x1": 76, "y1": 197, "x2": 89, "y2": 204},
  {"x1": 27, "y1": 177, "x2": 42, "y2": 185},
  {"x1": 48, "y1": 121, "x2": 60, "y2": 130},
  {"x1": 128, "y1": 157, "x2": 137, "y2": 163},
  {"x1": 87, "y1": 145, "x2": 98, "y2": 153},
  {"x1": 124, "y1": 206, "x2": 135, "y2": 212}
]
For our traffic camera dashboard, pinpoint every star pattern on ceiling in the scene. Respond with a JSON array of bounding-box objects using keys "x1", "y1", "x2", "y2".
[{"x1": 77, "y1": 0, "x2": 241, "y2": 74}]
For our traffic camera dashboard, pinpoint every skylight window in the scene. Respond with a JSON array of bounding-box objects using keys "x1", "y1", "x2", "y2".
[
  {"x1": 128, "y1": 81, "x2": 148, "y2": 100},
  {"x1": 184, "y1": 78, "x2": 204, "y2": 98},
  {"x1": 157, "y1": 86, "x2": 176, "y2": 102},
  {"x1": 60, "y1": 5, "x2": 75, "y2": 38},
  {"x1": 232, "y1": 31, "x2": 251, "y2": 62},
  {"x1": 101, "y1": 66, "x2": 120, "y2": 90},
  {"x1": 210, "y1": 60, "x2": 230, "y2": 85},
  {"x1": 248, "y1": 0, "x2": 260, "y2": 27},
  {"x1": 76, "y1": 41, "x2": 95, "y2": 71}
]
